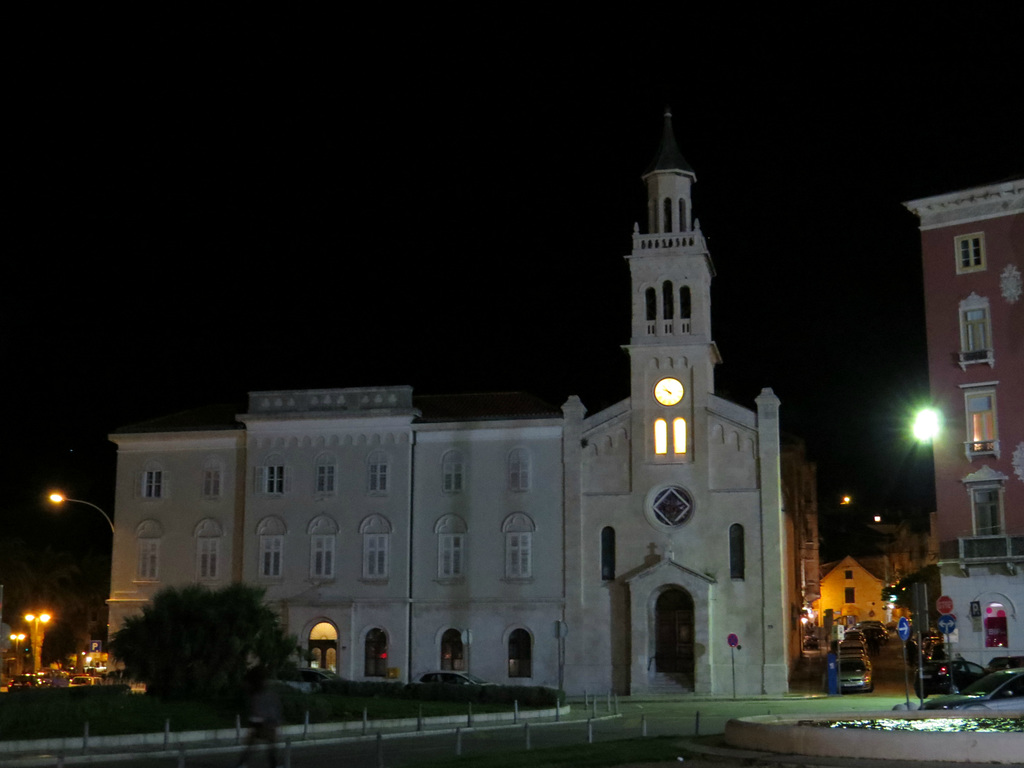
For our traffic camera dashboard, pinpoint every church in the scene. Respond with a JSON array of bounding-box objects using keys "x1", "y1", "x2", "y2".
[{"x1": 107, "y1": 110, "x2": 802, "y2": 696}]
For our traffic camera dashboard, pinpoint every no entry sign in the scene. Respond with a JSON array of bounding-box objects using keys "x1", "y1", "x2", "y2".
[{"x1": 936, "y1": 595, "x2": 954, "y2": 615}]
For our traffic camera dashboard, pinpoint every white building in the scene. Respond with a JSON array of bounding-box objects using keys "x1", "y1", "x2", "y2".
[{"x1": 108, "y1": 110, "x2": 793, "y2": 695}]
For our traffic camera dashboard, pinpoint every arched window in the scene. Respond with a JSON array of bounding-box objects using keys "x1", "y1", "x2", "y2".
[
  {"x1": 508, "y1": 628, "x2": 532, "y2": 678},
  {"x1": 678, "y1": 199, "x2": 686, "y2": 232},
  {"x1": 645, "y1": 287, "x2": 657, "y2": 322},
  {"x1": 663, "y1": 197, "x2": 673, "y2": 232},
  {"x1": 673, "y1": 417, "x2": 687, "y2": 454},
  {"x1": 502, "y1": 513, "x2": 535, "y2": 580},
  {"x1": 309, "y1": 622, "x2": 338, "y2": 672},
  {"x1": 600, "y1": 526, "x2": 615, "y2": 581},
  {"x1": 662, "y1": 281, "x2": 674, "y2": 319},
  {"x1": 360, "y1": 514, "x2": 392, "y2": 580},
  {"x1": 194, "y1": 518, "x2": 223, "y2": 581},
  {"x1": 136, "y1": 519, "x2": 163, "y2": 581},
  {"x1": 435, "y1": 515, "x2": 468, "y2": 578},
  {"x1": 679, "y1": 286, "x2": 691, "y2": 319},
  {"x1": 257, "y1": 516, "x2": 287, "y2": 578},
  {"x1": 442, "y1": 450, "x2": 465, "y2": 493},
  {"x1": 308, "y1": 515, "x2": 338, "y2": 579},
  {"x1": 440, "y1": 628, "x2": 465, "y2": 671},
  {"x1": 654, "y1": 419, "x2": 668, "y2": 455},
  {"x1": 729, "y1": 524, "x2": 745, "y2": 580},
  {"x1": 364, "y1": 628, "x2": 388, "y2": 677}
]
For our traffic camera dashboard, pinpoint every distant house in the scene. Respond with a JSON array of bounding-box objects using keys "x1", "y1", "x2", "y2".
[{"x1": 816, "y1": 556, "x2": 886, "y2": 627}]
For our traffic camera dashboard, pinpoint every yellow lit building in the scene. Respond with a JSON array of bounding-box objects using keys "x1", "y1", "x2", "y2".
[{"x1": 816, "y1": 556, "x2": 885, "y2": 627}]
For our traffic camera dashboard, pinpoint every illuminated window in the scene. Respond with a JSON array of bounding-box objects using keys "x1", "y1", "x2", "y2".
[
  {"x1": 673, "y1": 417, "x2": 686, "y2": 454},
  {"x1": 955, "y1": 233, "x2": 985, "y2": 273},
  {"x1": 984, "y1": 603, "x2": 1008, "y2": 648},
  {"x1": 964, "y1": 388, "x2": 998, "y2": 458},
  {"x1": 654, "y1": 419, "x2": 668, "y2": 454}
]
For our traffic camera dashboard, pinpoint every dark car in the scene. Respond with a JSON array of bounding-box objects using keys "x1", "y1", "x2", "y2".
[
  {"x1": 417, "y1": 672, "x2": 494, "y2": 685},
  {"x1": 6, "y1": 674, "x2": 50, "y2": 691},
  {"x1": 922, "y1": 669, "x2": 1024, "y2": 711},
  {"x1": 281, "y1": 667, "x2": 339, "y2": 693},
  {"x1": 914, "y1": 658, "x2": 986, "y2": 697},
  {"x1": 984, "y1": 655, "x2": 1024, "y2": 674}
]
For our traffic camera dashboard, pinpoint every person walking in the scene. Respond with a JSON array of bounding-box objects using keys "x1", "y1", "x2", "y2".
[{"x1": 236, "y1": 666, "x2": 282, "y2": 768}]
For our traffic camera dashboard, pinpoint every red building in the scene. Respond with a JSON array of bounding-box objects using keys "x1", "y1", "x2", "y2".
[{"x1": 904, "y1": 178, "x2": 1023, "y2": 661}]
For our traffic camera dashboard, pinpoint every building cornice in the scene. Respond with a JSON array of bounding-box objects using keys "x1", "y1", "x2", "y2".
[{"x1": 903, "y1": 178, "x2": 1023, "y2": 231}]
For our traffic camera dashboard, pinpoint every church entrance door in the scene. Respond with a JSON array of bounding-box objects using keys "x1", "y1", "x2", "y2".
[{"x1": 654, "y1": 588, "x2": 694, "y2": 677}]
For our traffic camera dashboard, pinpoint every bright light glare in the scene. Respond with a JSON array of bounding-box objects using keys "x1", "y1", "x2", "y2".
[
  {"x1": 49, "y1": 493, "x2": 64, "y2": 503},
  {"x1": 913, "y1": 409, "x2": 940, "y2": 442}
]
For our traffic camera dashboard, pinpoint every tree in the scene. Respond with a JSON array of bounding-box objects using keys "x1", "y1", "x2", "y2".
[{"x1": 111, "y1": 584, "x2": 296, "y2": 699}]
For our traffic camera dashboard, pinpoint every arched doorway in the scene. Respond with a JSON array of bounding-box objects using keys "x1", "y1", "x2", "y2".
[
  {"x1": 655, "y1": 589, "x2": 694, "y2": 682},
  {"x1": 440, "y1": 628, "x2": 465, "y2": 671},
  {"x1": 308, "y1": 622, "x2": 338, "y2": 672}
]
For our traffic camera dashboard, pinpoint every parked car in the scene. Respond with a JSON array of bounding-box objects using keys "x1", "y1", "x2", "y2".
[
  {"x1": 922, "y1": 669, "x2": 1024, "y2": 711},
  {"x1": 416, "y1": 672, "x2": 494, "y2": 685},
  {"x1": 6, "y1": 674, "x2": 50, "y2": 691},
  {"x1": 281, "y1": 667, "x2": 339, "y2": 693},
  {"x1": 914, "y1": 658, "x2": 987, "y2": 697},
  {"x1": 69, "y1": 675, "x2": 100, "y2": 687},
  {"x1": 984, "y1": 656, "x2": 1024, "y2": 674},
  {"x1": 839, "y1": 657, "x2": 873, "y2": 693}
]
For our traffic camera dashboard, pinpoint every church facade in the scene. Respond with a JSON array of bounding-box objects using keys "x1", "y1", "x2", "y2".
[{"x1": 107, "y1": 111, "x2": 794, "y2": 696}]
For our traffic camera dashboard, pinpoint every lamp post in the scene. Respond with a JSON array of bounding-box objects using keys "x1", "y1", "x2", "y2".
[
  {"x1": 9, "y1": 633, "x2": 27, "y2": 676},
  {"x1": 48, "y1": 493, "x2": 114, "y2": 533},
  {"x1": 24, "y1": 614, "x2": 51, "y2": 674}
]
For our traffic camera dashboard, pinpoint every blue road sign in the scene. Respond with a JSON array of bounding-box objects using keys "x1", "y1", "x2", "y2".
[
  {"x1": 897, "y1": 616, "x2": 911, "y2": 641},
  {"x1": 938, "y1": 614, "x2": 957, "y2": 635}
]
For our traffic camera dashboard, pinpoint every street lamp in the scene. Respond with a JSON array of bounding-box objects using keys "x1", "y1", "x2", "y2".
[
  {"x1": 48, "y1": 493, "x2": 114, "y2": 533},
  {"x1": 913, "y1": 408, "x2": 940, "y2": 443},
  {"x1": 24, "y1": 614, "x2": 51, "y2": 674},
  {"x1": 9, "y1": 633, "x2": 27, "y2": 675}
]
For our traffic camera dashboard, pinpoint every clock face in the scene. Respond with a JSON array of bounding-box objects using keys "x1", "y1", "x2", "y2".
[{"x1": 654, "y1": 377, "x2": 684, "y2": 406}]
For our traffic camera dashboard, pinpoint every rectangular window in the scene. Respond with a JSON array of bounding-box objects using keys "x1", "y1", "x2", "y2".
[
  {"x1": 844, "y1": 570, "x2": 853, "y2": 579},
  {"x1": 364, "y1": 534, "x2": 389, "y2": 579},
  {"x1": 316, "y1": 464, "x2": 335, "y2": 494},
  {"x1": 202, "y1": 469, "x2": 221, "y2": 498},
  {"x1": 260, "y1": 535, "x2": 283, "y2": 578},
  {"x1": 369, "y1": 461, "x2": 388, "y2": 493},
  {"x1": 197, "y1": 538, "x2": 219, "y2": 580},
  {"x1": 506, "y1": 532, "x2": 532, "y2": 579},
  {"x1": 955, "y1": 233, "x2": 985, "y2": 273},
  {"x1": 143, "y1": 470, "x2": 163, "y2": 498},
  {"x1": 965, "y1": 390, "x2": 998, "y2": 457},
  {"x1": 844, "y1": 587, "x2": 855, "y2": 603},
  {"x1": 439, "y1": 534, "x2": 463, "y2": 578},
  {"x1": 264, "y1": 466, "x2": 285, "y2": 494},
  {"x1": 963, "y1": 308, "x2": 989, "y2": 352},
  {"x1": 137, "y1": 540, "x2": 159, "y2": 580},
  {"x1": 311, "y1": 535, "x2": 335, "y2": 578},
  {"x1": 972, "y1": 487, "x2": 1002, "y2": 535}
]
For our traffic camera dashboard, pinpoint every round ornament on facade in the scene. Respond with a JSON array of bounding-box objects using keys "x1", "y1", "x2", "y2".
[{"x1": 648, "y1": 485, "x2": 695, "y2": 528}]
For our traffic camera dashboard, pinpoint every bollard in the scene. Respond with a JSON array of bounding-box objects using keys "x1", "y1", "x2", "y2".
[
  {"x1": 614, "y1": 693, "x2": 619, "y2": 714},
  {"x1": 363, "y1": 707, "x2": 368, "y2": 736},
  {"x1": 695, "y1": 710, "x2": 700, "y2": 736},
  {"x1": 164, "y1": 718, "x2": 171, "y2": 749},
  {"x1": 177, "y1": 745, "x2": 185, "y2": 768},
  {"x1": 304, "y1": 710, "x2": 309, "y2": 739},
  {"x1": 418, "y1": 704, "x2": 423, "y2": 732},
  {"x1": 587, "y1": 718, "x2": 594, "y2": 744},
  {"x1": 555, "y1": 694, "x2": 561, "y2": 722},
  {"x1": 641, "y1": 713, "x2": 647, "y2": 737},
  {"x1": 376, "y1": 732, "x2": 384, "y2": 768},
  {"x1": 57, "y1": 753, "x2": 64, "y2": 768},
  {"x1": 284, "y1": 736, "x2": 291, "y2": 768},
  {"x1": 525, "y1": 721, "x2": 531, "y2": 750},
  {"x1": 606, "y1": 691, "x2": 611, "y2": 712},
  {"x1": 83, "y1": 721, "x2": 89, "y2": 753},
  {"x1": 455, "y1": 727, "x2": 462, "y2": 756},
  {"x1": 591, "y1": 696, "x2": 597, "y2": 718},
  {"x1": 514, "y1": 699, "x2": 519, "y2": 724},
  {"x1": 468, "y1": 701, "x2": 473, "y2": 727},
  {"x1": 235, "y1": 713, "x2": 242, "y2": 744}
]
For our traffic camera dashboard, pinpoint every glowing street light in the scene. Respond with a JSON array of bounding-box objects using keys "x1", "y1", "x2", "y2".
[
  {"x1": 9, "y1": 633, "x2": 27, "y2": 675},
  {"x1": 913, "y1": 408, "x2": 940, "y2": 443},
  {"x1": 48, "y1": 493, "x2": 114, "y2": 533},
  {"x1": 24, "y1": 613, "x2": 51, "y2": 674}
]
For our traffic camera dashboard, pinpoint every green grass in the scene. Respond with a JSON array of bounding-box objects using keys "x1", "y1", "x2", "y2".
[
  {"x1": 0, "y1": 687, "x2": 542, "y2": 741},
  {"x1": 413, "y1": 736, "x2": 690, "y2": 767}
]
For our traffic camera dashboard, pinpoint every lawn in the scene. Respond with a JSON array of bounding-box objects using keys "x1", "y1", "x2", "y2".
[{"x1": 0, "y1": 686, "x2": 527, "y2": 741}]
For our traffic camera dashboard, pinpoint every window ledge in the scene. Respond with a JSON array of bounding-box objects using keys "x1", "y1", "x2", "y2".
[
  {"x1": 501, "y1": 577, "x2": 535, "y2": 584},
  {"x1": 435, "y1": 577, "x2": 466, "y2": 586},
  {"x1": 358, "y1": 577, "x2": 389, "y2": 585},
  {"x1": 965, "y1": 440, "x2": 1000, "y2": 460},
  {"x1": 957, "y1": 350, "x2": 995, "y2": 370}
]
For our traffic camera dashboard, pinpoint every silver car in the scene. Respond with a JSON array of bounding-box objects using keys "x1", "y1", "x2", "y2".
[{"x1": 922, "y1": 669, "x2": 1024, "y2": 710}]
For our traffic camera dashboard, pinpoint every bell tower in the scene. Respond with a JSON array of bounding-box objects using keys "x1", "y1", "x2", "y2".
[{"x1": 625, "y1": 107, "x2": 720, "y2": 471}]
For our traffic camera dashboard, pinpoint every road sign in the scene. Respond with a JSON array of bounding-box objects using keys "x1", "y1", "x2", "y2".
[
  {"x1": 897, "y1": 616, "x2": 911, "y2": 641},
  {"x1": 936, "y1": 595, "x2": 954, "y2": 614},
  {"x1": 970, "y1": 601, "x2": 981, "y2": 618},
  {"x1": 727, "y1": 633, "x2": 739, "y2": 648},
  {"x1": 938, "y1": 614, "x2": 957, "y2": 635}
]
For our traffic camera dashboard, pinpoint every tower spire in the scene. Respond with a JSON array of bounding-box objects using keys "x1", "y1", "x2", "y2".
[{"x1": 643, "y1": 106, "x2": 695, "y2": 177}]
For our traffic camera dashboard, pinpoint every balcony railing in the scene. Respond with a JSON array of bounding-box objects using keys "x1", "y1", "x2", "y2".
[
  {"x1": 965, "y1": 439, "x2": 1000, "y2": 459},
  {"x1": 951, "y1": 535, "x2": 1024, "y2": 573},
  {"x1": 956, "y1": 348, "x2": 994, "y2": 370}
]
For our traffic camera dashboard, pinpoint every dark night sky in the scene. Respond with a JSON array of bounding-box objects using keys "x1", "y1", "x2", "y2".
[{"x1": 5, "y1": 15, "x2": 1024, "y2": 556}]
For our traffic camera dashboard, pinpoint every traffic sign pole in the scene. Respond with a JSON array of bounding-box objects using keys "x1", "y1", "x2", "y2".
[{"x1": 897, "y1": 617, "x2": 912, "y2": 708}]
